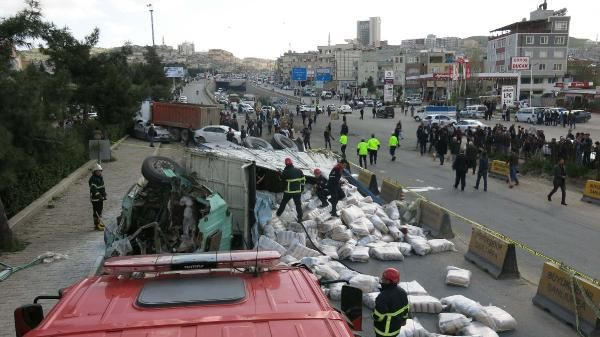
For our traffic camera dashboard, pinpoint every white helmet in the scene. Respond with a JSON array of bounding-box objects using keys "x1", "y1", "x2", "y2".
[{"x1": 93, "y1": 163, "x2": 103, "y2": 172}]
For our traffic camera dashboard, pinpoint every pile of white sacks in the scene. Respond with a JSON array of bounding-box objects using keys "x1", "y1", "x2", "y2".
[{"x1": 256, "y1": 180, "x2": 516, "y2": 337}]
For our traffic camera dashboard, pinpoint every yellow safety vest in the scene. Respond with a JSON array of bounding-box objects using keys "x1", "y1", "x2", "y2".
[
  {"x1": 368, "y1": 137, "x2": 380, "y2": 150},
  {"x1": 373, "y1": 304, "x2": 409, "y2": 337},
  {"x1": 388, "y1": 135, "x2": 398, "y2": 147},
  {"x1": 340, "y1": 134, "x2": 348, "y2": 145},
  {"x1": 357, "y1": 141, "x2": 369, "y2": 155}
]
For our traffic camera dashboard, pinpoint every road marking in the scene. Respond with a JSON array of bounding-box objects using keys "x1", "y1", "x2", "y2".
[
  {"x1": 416, "y1": 179, "x2": 424, "y2": 183},
  {"x1": 405, "y1": 186, "x2": 443, "y2": 192}
]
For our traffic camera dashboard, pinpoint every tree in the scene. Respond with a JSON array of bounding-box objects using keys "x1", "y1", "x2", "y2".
[{"x1": 366, "y1": 76, "x2": 376, "y2": 94}]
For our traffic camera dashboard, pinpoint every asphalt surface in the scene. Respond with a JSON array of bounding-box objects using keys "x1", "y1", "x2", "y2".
[
  {"x1": 181, "y1": 79, "x2": 213, "y2": 105},
  {"x1": 245, "y1": 82, "x2": 600, "y2": 337}
]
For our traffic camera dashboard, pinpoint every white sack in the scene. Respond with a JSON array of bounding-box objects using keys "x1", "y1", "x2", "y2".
[
  {"x1": 319, "y1": 238, "x2": 346, "y2": 248},
  {"x1": 319, "y1": 244, "x2": 339, "y2": 260},
  {"x1": 338, "y1": 269, "x2": 358, "y2": 281},
  {"x1": 357, "y1": 235, "x2": 379, "y2": 246},
  {"x1": 406, "y1": 235, "x2": 431, "y2": 256},
  {"x1": 361, "y1": 196, "x2": 374, "y2": 203},
  {"x1": 398, "y1": 319, "x2": 429, "y2": 337},
  {"x1": 440, "y1": 295, "x2": 497, "y2": 330},
  {"x1": 360, "y1": 202, "x2": 379, "y2": 215},
  {"x1": 408, "y1": 295, "x2": 443, "y2": 313},
  {"x1": 329, "y1": 282, "x2": 343, "y2": 301},
  {"x1": 280, "y1": 255, "x2": 299, "y2": 265},
  {"x1": 258, "y1": 235, "x2": 287, "y2": 255},
  {"x1": 401, "y1": 225, "x2": 425, "y2": 237},
  {"x1": 445, "y1": 266, "x2": 472, "y2": 287},
  {"x1": 341, "y1": 205, "x2": 365, "y2": 224},
  {"x1": 368, "y1": 214, "x2": 389, "y2": 234},
  {"x1": 399, "y1": 281, "x2": 428, "y2": 295},
  {"x1": 349, "y1": 218, "x2": 371, "y2": 236},
  {"x1": 326, "y1": 260, "x2": 347, "y2": 272},
  {"x1": 349, "y1": 246, "x2": 370, "y2": 262},
  {"x1": 287, "y1": 242, "x2": 321, "y2": 260},
  {"x1": 319, "y1": 218, "x2": 343, "y2": 233},
  {"x1": 313, "y1": 264, "x2": 340, "y2": 281},
  {"x1": 388, "y1": 226, "x2": 404, "y2": 241},
  {"x1": 438, "y1": 313, "x2": 472, "y2": 335},
  {"x1": 387, "y1": 242, "x2": 413, "y2": 256},
  {"x1": 370, "y1": 246, "x2": 404, "y2": 261},
  {"x1": 276, "y1": 230, "x2": 306, "y2": 247},
  {"x1": 299, "y1": 255, "x2": 330, "y2": 267},
  {"x1": 263, "y1": 224, "x2": 276, "y2": 239},
  {"x1": 349, "y1": 273, "x2": 380, "y2": 293},
  {"x1": 363, "y1": 292, "x2": 379, "y2": 309},
  {"x1": 461, "y1": 322, "x2": 499, "y2": 337},
  {"x1": 484, "y1": 306, "x2": 517, "y2": 332},
  {"x1": 330, "y1": 225, "x2": 353, "y2": 241},
  {"x1": 337, "y1": 243, "x2": 355, "y2": 260},
  {"x1": 381, "y1": 234, "x2": 395, "y2": 242},
  {"x1": 384, "y1": 203, "x2": 400, "y2": 220},
  {"x1": 428, "y1": 239, "x2": 456, "y2": 253}
]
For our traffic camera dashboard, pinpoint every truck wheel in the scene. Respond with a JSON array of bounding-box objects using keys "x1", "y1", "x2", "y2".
[
  {"x1": 181, "y1": 129, "x2": 191, "y2": 144},
  {"x1": 141, "y1": 156, "x2": 184, "y2": 185},
  {"x1": 271, "y1": 134, "x2": 298, "y2": 151},
  {"x1": 169, "y1": 127, "x2": 181, "y2": 142},
  {"x1": 243, "y1": 136, "x2": 273, "y2": 150},
  {"x1": 196, "y1": 136, "x2": 206, "y2": 144}
]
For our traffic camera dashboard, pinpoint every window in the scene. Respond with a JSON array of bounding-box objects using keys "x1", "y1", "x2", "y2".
[
  {"x1": 555, "y1": 36, "x2": 566, "y2": 45},
  {"x1": 534, "y1": 77, "x2": 544, "y2": 84},
  {"x1": 500, "y1": 65, "x2": 506, "y2": 72},
  {"x1": 524, "y1": 50, "x2": 533, "y2": 57},
  {"x1": 526, "y1": 35, "x2": 534, "y2": 44},
  {"x1": 540, "y1": 36, "x2": 548, "y2": 44},
  {"x1": 554, "y1": 50, "x2": 565, "y2": 58},
  {"x1": 539, "y1": 50, "x2": 547, "y2": 58},
  {"x1": 553, "y1": 63, "x2": 563, "y2": 71},
  {"x1": 538, "y1": 64, "x2": 546, "y2": 71},
  {"x1": 555, "y1": 21, "x2": 568, "y2": 31},
  {"x1": 548, "y1": 77, "x2": 557, "y2": 84},
  {"x1": 521, "y1": 77, "x2": 530, "y2": 84}
]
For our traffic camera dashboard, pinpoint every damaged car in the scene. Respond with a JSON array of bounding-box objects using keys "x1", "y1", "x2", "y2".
[{"x1": 104, "y1": 156, "x2": 233, "y2": 257}]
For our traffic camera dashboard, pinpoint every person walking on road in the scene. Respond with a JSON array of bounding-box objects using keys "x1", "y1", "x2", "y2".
[
  {"x1": 436, "y1": 134, "x2": 448, "y2": 165},
  {"x1": 357, "y1": 139, "x2": 369, "y2": 168},
  {"x1": 410, "y1": 105, "x2": 415, "y2": 118},
  {"x1": 89, "y1": 163, "x2": 106, "y2": 231},
  {"x1": 508, "y1": 149, "x2": 520, "y2": 188},
  {"x1": 313, "y1": 168, "x2": 329, "y2": 208},
  {"x1": 147, "y1": 123, "x2": 157, "y2": 147},
  {"x1": 465, "y1": 141, "x2": 478, "y2": 174},
  {"x1": 368, "y1": 134, "x2": 380, "y2": 165},
  {"x1": 340, "y1": 133, "x2": 348, "y2": 157},
  {"x1": 474, "y1": 151, "x2": 489, "y2": 191},
  {"x1": 324, "y1": 124, "x2": 333, "y2": 150},
  {"x1": 301, "y1": 126, "x2": 311, "y2": 150},
  {"x1": 341, "y1": 121, "x2": 349, "y2": 136},
  {"x1": 548, "y1": 158, "x2": 568, "y2": 205},
  {"x1": 417, "y1": 125, "x2": 428, "y2": 156},
  {"x1": 373, "y1": 268, "x2": 409, "y2": 337},
  {"x1": 360, "y1": 108, "x2": 364, "y2": 120},
  {"x1": 372, "y1": 106, "x2": 376, "y2": 118},
  {"x1": 276, "y1": 158, "x2": 306, "y2": 221},
  {"x1": 453, "y1": 149, "x2": 468, "y2": 191},
  {"x1": 328, "y1": 163, "x2": 345, "y2": 217},
  {"x1": 388, "y1": 133, "x2": 399, "y2": 161}
]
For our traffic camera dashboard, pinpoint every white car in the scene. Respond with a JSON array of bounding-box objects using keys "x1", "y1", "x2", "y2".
[
  {"x1": 300, "y1": 105, "x2": 317, "y2": 113},
  {"x1": 178, "y1": 96, "x2": 188, "y2": 103},
  {"x1": 423, "y1": 114, "x2": 456, "y2": 126},
  {"x1": 194, "y1": 125, "x2": 241, "y2": 144},
  {"x1": 455, "y1": 119, "x2": 488, "y2": 131},
  {"x1": 338, "y1": 105, "x2": 352, "y2": 114},
  {"x1": 515, "y1": 107, "x2": 545, "y2": 123},
  {"x1": 240, "y1": 103, "x2": 254, "y2": 113}
]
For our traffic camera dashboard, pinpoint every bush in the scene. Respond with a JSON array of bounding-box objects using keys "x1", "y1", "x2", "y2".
[
  {"x1": 521, "y1": 153, "x2": 546, "y2": 175},
  {"x1": 565, "y1": 162, "x2": 589, "y2": 178}
]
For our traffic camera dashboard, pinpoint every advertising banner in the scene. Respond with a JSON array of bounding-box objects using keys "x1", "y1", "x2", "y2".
[
  {"x1": 384, "y1": 84, "x2": 394, "y2": 103},
  {"x1": 510, "y1": 57, "x2": 530, "y2": 70},
  {"x1": 164, "y1": 67, "x2": 185, "y2": 78},
  {"x1": 502, "y1": 86, "x2": 515, "y2": 107}
]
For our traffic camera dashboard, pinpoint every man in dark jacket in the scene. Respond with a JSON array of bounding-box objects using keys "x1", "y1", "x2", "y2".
[
  {"x1": 548, "y1": 158, "x2": 568, "y2": 205},
  {"x1": 89, "y1": 163, "x2": 107, "y2": 231},
  {"x1": 474, "y1": 151, "x2": 489, "y2": 191},
  {"x1": 147, "y1": 123, "x2": 157, "y2": 147},
  {"x1": 453, "y1": 150, "x2": 468, "y2": 191},
  {"x1": 327, "y1": 163, "x2": 344, "y2": 217},
  {"x1": 313, "y1": 168, "x2": 329, "y2": 208},
  {"x1": 465, "y1": 141, "x2": 478, "y2": 174},
  {"x1": 373, "y1": 268, "x2": 409, "y2": 337},
  {"x1": 436, "y1": 133, "x2": 448, "y2": 165},
  {"x1": 276, "y1": 158, "x2": 306, "y2": 221},
  {"x1": 416, "y1": 125, "x2": 428, "y2": 156}
]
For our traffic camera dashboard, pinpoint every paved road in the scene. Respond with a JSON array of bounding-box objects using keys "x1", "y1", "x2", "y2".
[{"x1": 181, "y1": 79, "x2": 213, "y2": 105}]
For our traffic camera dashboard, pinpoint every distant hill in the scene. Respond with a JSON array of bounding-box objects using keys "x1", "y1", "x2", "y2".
[{"x1": 568, "y1": 37, "x2": 591, "y2": 48}]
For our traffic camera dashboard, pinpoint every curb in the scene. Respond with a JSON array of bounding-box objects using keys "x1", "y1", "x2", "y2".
[{"x1": 8, "y1": 135, "x2": 129, "y2": 230}]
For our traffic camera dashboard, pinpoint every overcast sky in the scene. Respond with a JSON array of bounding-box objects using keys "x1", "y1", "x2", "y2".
[{"x1": 2, "y1": 0, "x2": 599, "y2": 59}]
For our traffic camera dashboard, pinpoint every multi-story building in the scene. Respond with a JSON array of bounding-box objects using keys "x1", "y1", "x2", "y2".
[
  {"x1": 487, "y1": 5, "x2": 570, "y2": 99},
  {"x1": 356, "y1": 17, "x2": 381, "y2": 48},
  {"x1": 177, "y1": 42, "x2": 195, "y2": 56},
  {"x1": 401, "y1": 35, "x2": 460, "y2": 51},
  {"x1": 357, "y1": 46, "x2": 405, "y2": 87}
]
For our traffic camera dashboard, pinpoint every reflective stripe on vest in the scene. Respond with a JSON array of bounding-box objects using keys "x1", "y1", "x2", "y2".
[
  {"x1": 373, "y1": 304, "x2": 409, "y2": 337},
  {"x1": 285, "y1": 177, "x2": 306, "y2": 193}
]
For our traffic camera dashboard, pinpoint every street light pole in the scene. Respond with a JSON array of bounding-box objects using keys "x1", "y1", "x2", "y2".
[
  {"x1": 529, "y1": 62, "x2": 539, "y2": 107},
  {"x1": 147, "y1": 4, "x2": 155, "y2": 46}
]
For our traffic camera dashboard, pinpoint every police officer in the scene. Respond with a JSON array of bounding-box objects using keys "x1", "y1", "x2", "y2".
[
  {"x1": 276, "y1": 158, "x2": 306, "y2": 221},
  {"x1": 340, "y1": 133, "x2": 348, "y2": 158},
  {"x1": 368, "y1": 134, "x2": 380, "y2": 165},
  {"x1": 89, "y1": 163, "x2": 107, "y2": 231},
  {"x1": 357, "y1": 139, "x2": 369, "y2": 168},
  {"x1": 373, "y1": 268, "x2": 409, "y2": 337},
  {"x1": 328, "y1": 163, "x2": 344, "y2": 217},
  {"x1": 388, "y1": 133, "x2": 399, "y2": 161},
  {"x1": 313, "y1": 168, "x2": 329, "y2": 208}
]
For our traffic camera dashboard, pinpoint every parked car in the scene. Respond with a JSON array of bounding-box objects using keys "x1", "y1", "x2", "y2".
[
  {"x1": 327, "y1": 104, "x2": 337, "y2": 112},
  {"x1": 338, "y1": 104, "x2": 353, "y2": 114},
  {"x1": 365, "y1": 99, "x2": 374, "y2": 107},
  {"x1": 375, "y1": 106, "x2": 395, "y2": 118},
  {"x1": 240, "y1": 103, "x2": 254, "y2": 113},
  {"x1": 133, "y1": 121, "x2": 172, "y2": 142},
  {"x1": 570, "y1": 110, "x2": 592, "y2": 123},
  {"x1": 194, "y1": 125, "x2": 241, "y2": 144},
  {"x1": 408, "y1": 98, "x2": 423, "y2": 106},
  {"x1": 261, "y1": 106, "x2": 274, "y2": 114},
  {"x1": 423, "y1": 114, "x2": 456, "y2": 126},
  {"x1": 300, "y1": 105, "x2": 317, "y2": 113},
  {"x1": 460, "y1": 105, "x2": 487, "y2": 118},
  {"x1": 178, "y1": 96, "x2": 188, "y2": 103},
  {"x1": 455, "y1": 119, "x2": 488, "y2": 132},
  {"x1": 515, "y1": 107, "x2": 546, "y2": 123}
]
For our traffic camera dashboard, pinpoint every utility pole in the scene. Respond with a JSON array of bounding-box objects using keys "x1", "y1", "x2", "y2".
[{"x1": 147, "y1": 4, "x2": 155, "y2": 46}]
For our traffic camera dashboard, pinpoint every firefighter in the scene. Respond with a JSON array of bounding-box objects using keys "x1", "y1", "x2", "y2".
[
  {"x1": 357, "y1": 138, "x2": 369, "y2": 168},
  {"x1": 340, "y1": 133, "x2": 348, "y2": 158},
  {"x1": 327, "y1": 163, "x2": 345, "y2": 217},
  {"x1": 368, "y1": 133, "x2": 381, "y2": 165},
  {"x1": 373, "y1": 268, "x2": 409, "y2": 337},
  {"x1": 275, "y1": 158, "x2": 306, "y2": 221},
  {"x1": 313, "y1": 168, "x2": 329, "y2": 207},
  {"x1": 89, "y1": 163, "x2": 107, "y2": 231},
  {"x1": 389, "y1": 133, "x2": 399, "y2": 161}
]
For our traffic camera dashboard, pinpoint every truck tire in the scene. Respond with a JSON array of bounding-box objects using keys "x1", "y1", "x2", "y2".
[
  {"x1": 181, "y1": 129, "x2": 193, "y2": 144},
  {"x1": 243, "y1": 136, "x2": 273, "y2": 150},
  {"x1": 141, "y1": 156, "x2": 184, "y2": 185},
  {"x1": 169, "y1": 127, "x2": 181, "y2": 142},
  {"x1": 271, "y1": 134, "x2": 299, "y2": 151}
]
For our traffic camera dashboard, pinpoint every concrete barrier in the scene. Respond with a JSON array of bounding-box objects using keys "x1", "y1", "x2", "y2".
[
  {"x1": 533, "y1": 262, "x2": 600, "y2": 337},
  {"x1": 8, "y1": 136, "x2": 129, "y2": 230},
  {"x1": 357, "y1": 169, "x2": 379, "y2": 195},
  {"x1": 581, "y1": 180, "x2": 600, "y2": 205},
  {"x1": 418, "y1": 200, "x2": 454, "y2": 239},
  {"x1": 379, "y1": 179, "x2": 403, "y2": 203},
  {"x1": 489, "y1": 160, "x2": 509, "y2": 180},
  {"x1": 464, "y1": 227, "x2": 520, "y2": 279}
]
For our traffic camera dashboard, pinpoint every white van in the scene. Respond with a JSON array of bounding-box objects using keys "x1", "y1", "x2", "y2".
[
  {"x1": 460, "y1": 105, "x2": 487, "y2": 118},
  {"x1": 515, "y1": 107, "x2": 546, "y2": 123}
]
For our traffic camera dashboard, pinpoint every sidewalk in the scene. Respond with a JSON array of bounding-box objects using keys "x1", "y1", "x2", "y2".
[{"x1": 0, "y1": 139, "x2": 173, "y2": 337}]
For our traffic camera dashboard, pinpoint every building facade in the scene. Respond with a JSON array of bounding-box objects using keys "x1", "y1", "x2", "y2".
[
  {"x1": 487, "y1": 6, "x2": 570, "y2": 98},
  {"x1": 356, "y1": 17, "x2": 381, "y2": 48},
  {"x1": 177, "y1": 42, "x2": 195, "y2": 56}
]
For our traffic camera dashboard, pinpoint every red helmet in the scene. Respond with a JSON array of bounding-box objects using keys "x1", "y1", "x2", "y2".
[
  {"x1": 284, "y1": 158, "x2": 293, "y2": 166},
  {"x1": 382, "y1": 268, "x2": 400, "y2": 284},
  {"x1": 314, "y1": 168, "x2": 321, "y2": 176}
]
